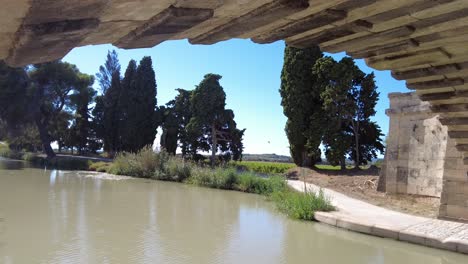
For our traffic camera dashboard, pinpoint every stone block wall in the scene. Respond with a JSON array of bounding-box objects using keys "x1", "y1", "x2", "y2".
[
  {"x1": 382, "y1": 92, "x2": 468, "y2": 222},
  {"x1": 439, "y1": 138, "x2": 468, "y2": 221},
  {"x1": 384, "y1": 93, "x2": 445, "y2": 197}
]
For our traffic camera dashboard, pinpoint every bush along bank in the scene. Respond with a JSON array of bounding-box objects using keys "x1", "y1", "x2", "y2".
[{"x1": 105, "y1": 147, "x2": 334, "y2": 221}]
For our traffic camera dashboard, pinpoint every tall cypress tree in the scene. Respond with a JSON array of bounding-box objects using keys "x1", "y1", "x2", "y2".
[
  {"x1": 280, "y1": 45, "x2": 323, "y2": 167},
  {"x1": 119, "y1": 60, "x2": 138, "y2": 152},
  {"x1": 95, "y1": 51, "x2": 121, "y2": 154},
  {"x1": 133, "y1": 56, "x2": 157, "y2": 151},
  {"x1": 102, "y1": 72, "x2": 122, "y2": 154}
]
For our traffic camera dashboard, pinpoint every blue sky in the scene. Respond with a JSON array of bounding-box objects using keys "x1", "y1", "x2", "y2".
[{"x1": 63, "y1": 39, "x2": 408, "y2": 156}]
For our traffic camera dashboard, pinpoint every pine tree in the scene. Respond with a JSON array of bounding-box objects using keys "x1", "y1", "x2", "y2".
[
  {"x1": 280, "y1": 45, "x2": 323, "y2": 167},
  {"x1": 29, "y1": 61, "x2": 82, "y2": 158},
  {"x1": 96, "y1": 50, "x2": 120, "y2": 93},
  {"x1": 349, "y1": 73, "x2": 384, "y2": 167},
  {"x1": 0, "y1": 61, "x2": 30, "y2": 137},
  {"x1": 69, "y1": 74, "x2": 96, "y2": 154},
  {"x1": 314, "y1": 57, "x2": 384, "y2": 169},
  {"x1": 188, "y1": 74, "x2": 245, "y2": 165}
]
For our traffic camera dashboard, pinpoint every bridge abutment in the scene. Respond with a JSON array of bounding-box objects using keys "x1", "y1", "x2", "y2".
[{"x1": 382, "y1": 92, "x2": 468, "y2": 221}]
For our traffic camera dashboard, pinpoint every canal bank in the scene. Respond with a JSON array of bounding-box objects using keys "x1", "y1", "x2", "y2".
[{"x1": 288, "y1": 180, "x2": 468, "y2": 255}]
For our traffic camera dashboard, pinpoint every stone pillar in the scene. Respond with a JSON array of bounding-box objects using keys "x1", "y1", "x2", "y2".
[
  {"x1": 439, "y1": 138, "x2": 468, "y2": 221},
  {"x1": 382, "y1": 92, "x2": 468, "y2": 221},
  {"x1": 384, "y1": 93, "x2": 444, "y2": 197}
]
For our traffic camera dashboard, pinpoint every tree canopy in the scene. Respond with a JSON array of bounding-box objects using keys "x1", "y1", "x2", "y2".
[{"x1": 280, "y1": 46, "x2": 384, "y2": 169}]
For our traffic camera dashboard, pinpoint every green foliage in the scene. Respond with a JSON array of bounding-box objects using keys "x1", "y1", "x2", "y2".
[
  {"x1": 96, "y1": 50, "x2": 120, "y2": 93},
  {"x1": 0, "y1": 143, "x2": 23, "y2": 160},
  {"x1": 68, "y1": 74, "x2": 98, "y2": 154},
  {"x1": 102, "y1": 71, "x2": 122, "y2": 154},
  {"x1": 88, "y1": 161, "x2": 111, "y2": 172},
  {"x1": 231, "y1": 161, "x2": 296, "y2": 174},
  {"x1": 236, "y1": 174, "x2": 287, "y2": 195},
  {"x1": 271, "y1": 189, "x2": 334, "y2": 220},
  {"x1": 110, "y1": 146, "x2": 162, "y2": 178},
  {"x1": 280, "y1": 49, "x2": 384, "y2": 170},
  {"x1": 280, "y1": 45, "x2": 324, "y2": 167},
  {"x1": 187, "y1": 74, "x2": 245, "y2": 164},
  {"x1": 29, "y1": 61, "x2": 87, "y2": 158},
  {"x1": 98, "y1": 55, "x2": 158, "y2": 154},
  {"x1": 314, "y1": 56, "x2": 384, "y2": 168},
  {"x1": 0, "y1": 61, "x2": 30, "y2": 130},
  {"x1": 106, "y1": 147, "x2": 333, "y2": 220}
]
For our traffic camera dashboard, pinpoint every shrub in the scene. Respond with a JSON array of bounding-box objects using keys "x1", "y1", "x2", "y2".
[
  {"x1": 231, "y1": 161, "x2": 295, "y2": 174},
  {"x1": 105, "y1": 147, "x2": 334, "y2": 222},
  {"x1": 236, "y1": 173, "x2": 286, "y2": 195},
  {"x1": 154, "y1": 158, "x2": 193, "y2": 182},
  {"x1": 109, "y1": 146, "x2": 165, "y2": 178},
  {"x1": 271, "y1": 189, "x2": 334, "y2": 221},
  {"x1": 89, "y1": 161, "x2": 111, "y2": 173},
  {"x1": 0, "y1": 145, "x2": 24, "y2": 160}
]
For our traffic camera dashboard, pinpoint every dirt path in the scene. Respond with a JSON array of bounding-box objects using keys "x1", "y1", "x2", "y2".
[{"x1": 287, "y1": 167, "x2": 440, "y2": 218}]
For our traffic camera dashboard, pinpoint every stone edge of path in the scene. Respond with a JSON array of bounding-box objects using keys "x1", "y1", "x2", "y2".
[
  {"x1": 314, "y1": 211, "x2": 468, "y2": 254},
  {"x1": 287, "y1": 180, "x2": 468, "y2": 255}
]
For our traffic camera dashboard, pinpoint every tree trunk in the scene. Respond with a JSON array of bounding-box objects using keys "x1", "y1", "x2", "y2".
[
  {"x1": 301, "y1": 151, "x2": 311, "y2": 168},
  {"x1": 211, "y1": 123, "x2": 217, "y2": 167},
  {"x1": 340, "y1": 156, "x2": 346, "y2": 171},
  {"x1": 352, "y1": 119, "x2": 360, "y2": 169},
  {"x1": 35, "y1": 119, "x2": 55, "y2": 159}
]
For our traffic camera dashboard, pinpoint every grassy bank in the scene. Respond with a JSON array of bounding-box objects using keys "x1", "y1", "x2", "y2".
[
  {"x1": 0, "y1": 145, "x2": 334, "y2": 220},
  {"x1": 103, "y1": 147, "x2": 334, "y2": 220},
  {"x1": 230, "y1": 160, "x2": 296, "y2": 174}
]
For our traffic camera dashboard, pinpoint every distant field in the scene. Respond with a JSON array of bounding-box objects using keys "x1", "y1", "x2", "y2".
[
  {"x1": 232, "y1": 161, "x2": 372, "y2": 174},
  {"x1": 231, "y1": 161, "x2": 296, "y2": 174}
]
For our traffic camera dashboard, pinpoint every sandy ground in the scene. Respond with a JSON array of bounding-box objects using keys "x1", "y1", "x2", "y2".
[{"x1": 287, "y1": 167, "x2": 440, "y2": 218}]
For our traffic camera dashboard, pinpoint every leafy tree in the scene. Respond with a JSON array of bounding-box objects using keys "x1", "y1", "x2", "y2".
[
  {"x1": 189, "y1": 74, "x2": 226, "y2": 165},
  {"x1": 349, "y1": 121, "x2": 384, "y2": 166},
  {"x1": 29, "y1": 61, "x2": 81, "y2": 158},
  {"x1": 173, "y1": 89, "x2": 193, "y2": 157},
  {"x1": 280, "y1": 45, "x2": 323, "y2": 167},
  {"x1": 6, "y1": 123, "x2": 42, "y2": 152},
  {"x1": 69, "y1": 74, "x2": 96, "y2": 154},
  {"x1": 348, "y1": 73, "x2": 384, "y2": 166},
  {"x1": 102, "y1": 71, "x2": 123, "y2": 154},
  {"x1": 314, "y1": 56, "x2": 383, "y2": 169},
  {"x1": 216, "y1": 109, "x2": 246, "y2": 161},
  {"x1": 96, "y1": 50, "x2": 120, "y2": 93},
  {"x1": 0, "y1": 61, "x2": 31, "y2": 138},
  {"x1": 118, "y1": 59, "x2": 138, "y2": 152},
  {"x1": 49, "y1": 111, "x2": 73, "y2": 153},
  {"x1": 159, "y1": 105, "x2": 179, "y2": 155},
  {"x1": 188, "y1": 74, "x2": 245, "y2": 165},
  {"x1": 126, "y1": 56, "x2": 157, "y2": 152},
  {"x1": 91, "y1": 95, "x2": 105, "y2": 151}
]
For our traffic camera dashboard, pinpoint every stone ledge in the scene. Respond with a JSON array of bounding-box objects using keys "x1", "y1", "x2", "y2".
[{"x1": 313, "y1": 211, "x2": 468, "y2": 255}]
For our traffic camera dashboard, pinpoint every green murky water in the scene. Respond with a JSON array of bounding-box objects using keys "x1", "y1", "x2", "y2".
[{"x1": 0, "y1": 159, "x2": 467, "y2": 263}]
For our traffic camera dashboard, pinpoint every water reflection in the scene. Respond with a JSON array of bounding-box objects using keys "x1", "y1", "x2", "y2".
[
  {"x1": 0, "y1": 158, "x2": 24, "y2": 170},
  {"x1": 0, "y1": 162, "x2": 467, "y2": 263}
]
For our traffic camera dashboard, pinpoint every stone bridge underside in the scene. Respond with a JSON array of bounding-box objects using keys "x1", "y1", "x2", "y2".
[{"x1": 1, "y1": 0, "x2": 468, "y2": 220}]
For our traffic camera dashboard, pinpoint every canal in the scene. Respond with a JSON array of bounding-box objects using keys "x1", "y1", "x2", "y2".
[{"x1": 0, "y1": 159, "x2": 467, "y2": 263}]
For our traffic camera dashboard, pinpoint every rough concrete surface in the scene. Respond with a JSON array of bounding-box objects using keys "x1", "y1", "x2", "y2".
[{"x1": 288, "y1": 180, "x2": 468, "y2": 255}]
